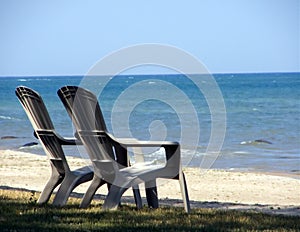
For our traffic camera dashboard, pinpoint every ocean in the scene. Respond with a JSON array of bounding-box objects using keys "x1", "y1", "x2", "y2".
[{"x1": 0, "y1": 73, "x2": 299, "y2": 174}]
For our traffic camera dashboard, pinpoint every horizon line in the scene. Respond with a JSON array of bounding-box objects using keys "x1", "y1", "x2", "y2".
[{"x1": 0, "y1": 71, "x2": 299, "y2": 78}]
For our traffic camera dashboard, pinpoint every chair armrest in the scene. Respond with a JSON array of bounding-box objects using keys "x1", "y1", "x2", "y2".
[
  {"x1": 106, "y1": 132, "x2": 179, "y2": 147},
  {"x1": 35, "y1": 129, "x2": 83, "y2": 145},
  {"x1": 117, "y1": 139, "x2": 179, "y2": 147},
  {"x1": 106, "y1": 132, "x2": 181, "y2": 169},
  {"x1": 77, "y1": 130, "x2": 181, "y2": 169}
]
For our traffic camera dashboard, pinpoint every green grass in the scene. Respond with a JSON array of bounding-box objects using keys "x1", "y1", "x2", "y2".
[{"x1": 0, "y1": 189, "x2": 299, "y2": 232}]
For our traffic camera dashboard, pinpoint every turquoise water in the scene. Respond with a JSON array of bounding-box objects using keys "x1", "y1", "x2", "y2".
[{"x1": 0, "y1": 73, "x2": 299, "y2": 174}]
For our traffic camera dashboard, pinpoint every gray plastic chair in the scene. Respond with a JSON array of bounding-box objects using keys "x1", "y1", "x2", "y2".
[
  {"x1": 58, "y1": 86, "x2": 190, "y2": 212},
  {"x1": 58, "y1": 86, "x2": 142, "y2": 209},
  {"x1": 15, "y1": 86, "x2": 93, "y2": 206}
]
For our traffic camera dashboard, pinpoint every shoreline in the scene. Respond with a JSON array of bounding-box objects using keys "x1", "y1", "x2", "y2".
[
  {"x1": 3, "y1": 144, "x2": 300, "y2": 178},
  {"x1": 0, "y1": 149, "x2": 299, "y2": 216}
]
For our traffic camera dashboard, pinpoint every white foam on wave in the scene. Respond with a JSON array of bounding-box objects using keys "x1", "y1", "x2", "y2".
[
  {"x1": 233, "y1": 151, "x2": 250, "y2": 155},
  {"x1": 0, "y1": 115, "x2": 12, "y2": 120},
  {"x1": 18, "y1": 143, "x2": 41, "y2": 150},
  {"x1": 17, "y1": 79, "x2": 27, "y2": 82},
  {"x1": 181, "y1": 148, "x2": 203, "y2": 157},
  {"x1": 36, "y1": 78, "x2": 51, "y2": 81},
  {"x1": 17, "y1": 78, "x2": 51, "y2": 82},
  {"x1": 240, "y1": 140, "x2": 252, "y2": 145}
]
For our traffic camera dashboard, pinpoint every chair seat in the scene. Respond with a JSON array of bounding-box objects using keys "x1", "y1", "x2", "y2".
[
  {"x1": 73, "y1": 165, "x2": 93, "y2": 175},
  {"x1": 120, "y1": 163, "x2": 165, "y2": 176}
]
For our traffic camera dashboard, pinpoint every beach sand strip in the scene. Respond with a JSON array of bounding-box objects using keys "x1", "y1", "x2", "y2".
[{"x1": 0, "y1": 149, "x2": 299, "y2": 216}]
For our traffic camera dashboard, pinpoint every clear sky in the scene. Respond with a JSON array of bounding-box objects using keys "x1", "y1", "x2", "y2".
[{"x1": 0, "y1": 0, "x2": 299, "y2": 76}]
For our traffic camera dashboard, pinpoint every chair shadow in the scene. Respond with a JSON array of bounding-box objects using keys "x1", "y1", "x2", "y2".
[{"x1": 1, "y1": 185, "x2": 299, "y2": 216}]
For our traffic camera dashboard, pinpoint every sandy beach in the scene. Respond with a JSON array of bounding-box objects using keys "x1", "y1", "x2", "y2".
[{"x1": 0, "y1": 149, "x2": 299, "y2": 216}]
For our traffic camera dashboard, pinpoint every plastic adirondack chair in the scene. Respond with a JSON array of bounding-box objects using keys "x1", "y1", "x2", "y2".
[
  {"x1": 15, "y1": 86, "x2": 93, "y2": 206},
  {"x1": 57, "y1": 86, "x2": 190, "y2": 213},
  {"x1": 57, "y1": 86, "x2": 142, "y2": 209}
]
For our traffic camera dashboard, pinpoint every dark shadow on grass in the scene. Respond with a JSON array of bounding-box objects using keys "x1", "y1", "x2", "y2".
[
  {"x1": 1, "y1": 186, "x2": 300, "y2": 232},
  {"x1": 1, "y1": 185, "x2": 300, "y2": 217}
]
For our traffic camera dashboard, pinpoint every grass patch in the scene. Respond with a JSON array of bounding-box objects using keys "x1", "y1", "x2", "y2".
[{"x1": 0, "y1": 189, "x2": 299, "y2": 231}]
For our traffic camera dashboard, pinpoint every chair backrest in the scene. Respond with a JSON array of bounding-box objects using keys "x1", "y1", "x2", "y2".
[
  {"x1": 57, "y1": 86, "x2": 107, "y2": 131},
  {"x1": 57, "y1": 86, "x2": 115, "y2": 161},
  {"x1": 15, "y1": 86, "x2": 67, "y2": 163},
  {"x1": 15, "y1": 86, "x2": 55, "y2": 131}
]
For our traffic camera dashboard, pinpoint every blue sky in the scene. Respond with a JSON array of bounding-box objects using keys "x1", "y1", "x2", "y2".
[{"x1": 0, "y1": 0, "x2": 299, "y2": 76}]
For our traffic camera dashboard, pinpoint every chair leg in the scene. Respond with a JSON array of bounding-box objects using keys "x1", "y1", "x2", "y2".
[
  {"x1": 80, "y1": 175, "x2": 106, "y2": 208},
  {"x1": 179, "y1": 171, "x2": 190, "y2": 213},
  {"x1": 102, "y1": 184, "x2": 128, "y2": 210},
  {"x1": 52, "y1": 173, "x2": 81, "y2": 206},
  {"x1": 145, "y1": 180, "x2": 159, "y2": 209},
  {"x1": 37, "y1": 169, "x2": 63, "y2": 204},
  {"x1": 132, "y1": 185, "x2": 142, "y2": 209}
]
